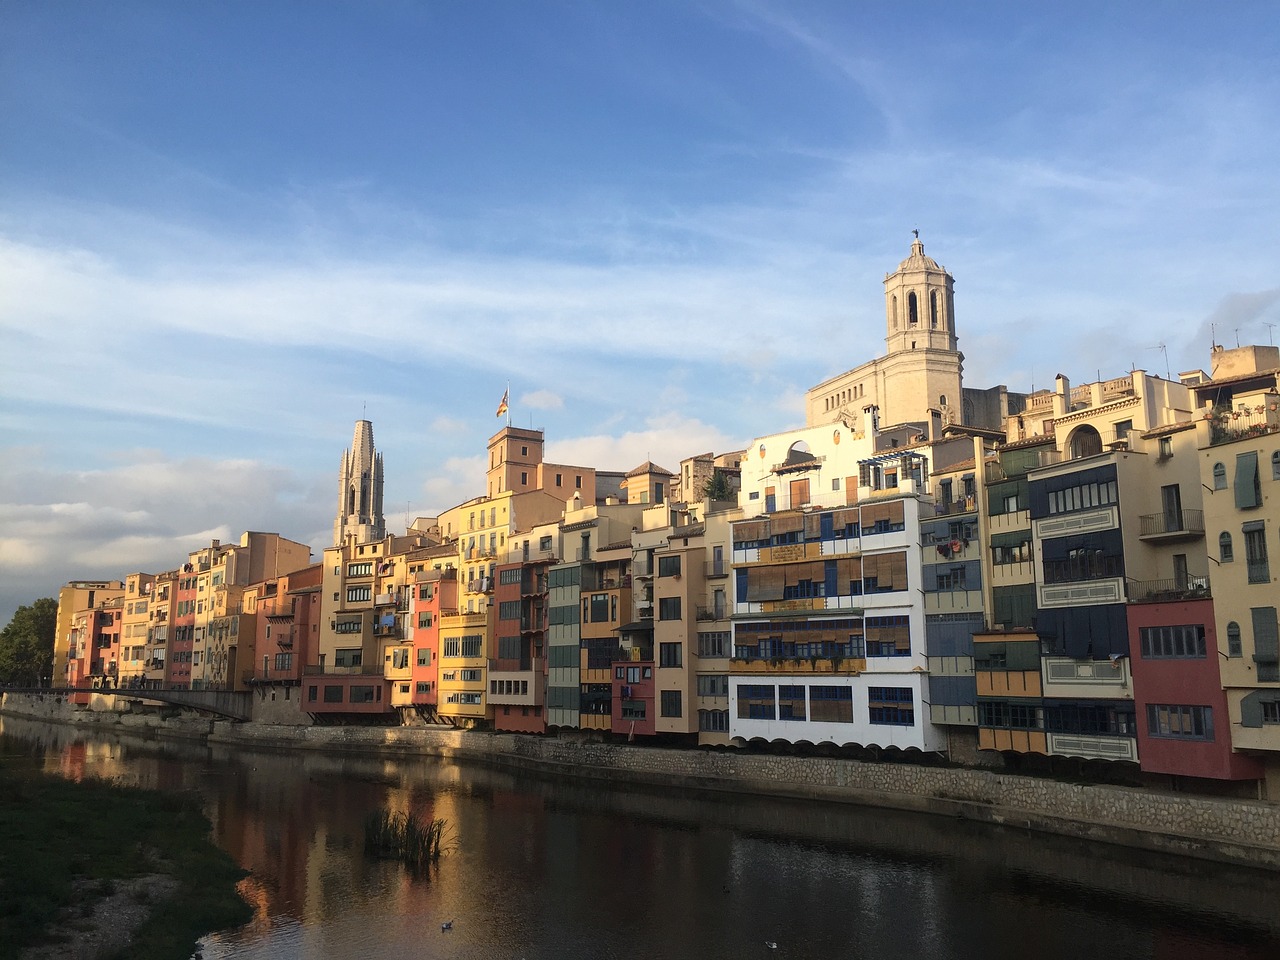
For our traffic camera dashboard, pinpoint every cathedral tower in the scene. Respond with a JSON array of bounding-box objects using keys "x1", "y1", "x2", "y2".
[
  {"x1": 333, "y1": 419, "x2": 386, "y2": 546},
  {"x1": 805, "y1": 234, "x2": 965, "y2": 431}
]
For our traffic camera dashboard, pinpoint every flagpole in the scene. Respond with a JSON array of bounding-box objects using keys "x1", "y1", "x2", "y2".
[{"x1": 505, "y1": 380, "x2": 511, "y2": 426}]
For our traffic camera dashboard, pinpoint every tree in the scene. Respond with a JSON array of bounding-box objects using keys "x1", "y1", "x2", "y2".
[
  {"x1": 703, "y1": 470, "x2": 735, "y2": 502},
  {"x1": 0, "y1": 598, "x2": 58, "y2": 686}
]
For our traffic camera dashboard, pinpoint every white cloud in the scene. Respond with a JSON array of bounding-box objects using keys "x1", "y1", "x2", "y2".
[
  {"x1": 521, "y1": 390, "x2": 564, "y2": 411},
  {"x1": 547, "y1": 414, "x2": 745, "y2": 477},
  {"x1": 0, "y1": 451, "x2": 329, "y2": 624}
]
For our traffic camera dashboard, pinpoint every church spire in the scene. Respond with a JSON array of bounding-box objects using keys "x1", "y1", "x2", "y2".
[{"x1": 333, "y1": 419, "x2": 386, "y2": 546}]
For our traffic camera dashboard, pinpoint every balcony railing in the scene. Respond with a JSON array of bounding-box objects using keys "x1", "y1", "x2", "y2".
[
  {"x1": 696, "y1": 605, "x2": 727, "y2": 622},
  {"x1": 705, "y1": 561, "x2": 729, "y2": 578},
  {"x1": 1138, "y1": 509, "x2": 1204, "y2": 538},
  {"x1": 1248, "y1": 560, "x2": 1272, "y2": 584},
  {"x1": 1127, "y1": 576, "x2": 1210, "y2": 604}
]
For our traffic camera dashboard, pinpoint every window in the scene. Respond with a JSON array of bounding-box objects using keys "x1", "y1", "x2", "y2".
[
  {"x1": 737, "y1": 684, "x2": 775, "y2": 720},
  {"x1": 323, "y1": 685, "x2": 343, "y2": 703},
  {"x1": 556, "y1": 473, "x2": 563, "y2": 487},
  {"x1": 778, "y1": 685, "x2": 806, "y2": 721},
  {"x1": 540, "y1": 535, "x2": 553, "y2": 551},
  {"x1": 348, "y1": 562, "x2": 372, "y2": 577},
  {"x1": 659, "y1": 642, "x2": 682, "y2": 667},
  {"x1": 978, "y1": 701, "x2": 1042, "y2": 729},
  {"x1": 1158, "y1": 436, "x2": 1173, "y2": 459},
  {"x1": 1253, "y1": 606, "x2": 1279, "y2": 682},
  {"x1": 416, "y1": 649, "x2": 432, "y2": 666},
  {"x1": 391, "y1": 648, "x2": 410, "y2": 669},
  {"x1": 1274, "y1": 451, "x2": 1280, "y2": 481},
  {"x1": 1262, "y1": 701, "x2": 1280, "y2": 724},
  {"x1": 660, "y1": 690, "x2": 682, "y2": 718},
  {"x1": 347, "y1": 586, "x2": 372, "y2": 603},
  {"x1": 1146, "y1": 704, "x2": 1213, "y2": 740},
  {"x1": 1114, "y1": 419, "x2": 1132, "y2": 440},
  {"x1": 499, "y1": 600, "x2": 521, "y2": 620},
  {"x1": 659, "y1": 597, "x2": 682, "y2": 621},
  {"x1": 334, "y1": 648, "x2": 362, "y2": 667},
  {"x1": 1220, "y1": 532, "x2": 1234, "y2": 563},
  {"x1": 698, "y1": 709, "x2": 729, "y2": 732},
  {"x1": 587, "y1": 593, "x2": 608, "y2": 622},
  {"x1": 1227, "y1": 621, "x2": 1243, "y2": 658},
  {"x1": 697, "y1": 674, "x2": 729, "y2": 697},
  {"x1": 1139, "y1": 624, "x2": 1206, "y2": 659},
  {"x1": 868, "y1": 686, "x2": 914, "y2": 725},
  {"x1": 460, "y1": 668, "x2": 482, "y2": 682},
  {"x1": 350, "y1": 685, "x2": 377, "y2": 704},
  {"x1": 620, "y1": 700, "x2": 646, "y2": 720},
  {"x1": 520, "y1": 471, "x2": 528, "y2": 485},
  {"x1": 1213, "y1": 463, "x2": 1227, "y2": 489},
  {"x1": 658, "y1": 555, "x2": 682, "y2": 577},
  {"x1": 415, "y1": 681, "x2": 432, "y2": 695},
  {"x1": 1046, "y1": 477, "x2": 1119, "y2": 516},
  {"x1": 699, "y1": 631, "x2": 730, "y2": 657},
  {"x1": 1245, "y1": 524, "x2": 1269, "y2": 583},
  {"x1": 417, "y1": 612, "x2": 433, "y2": 629},
  {"x1": 809, "y1": 685, "x2": 853, "y2": 722}
]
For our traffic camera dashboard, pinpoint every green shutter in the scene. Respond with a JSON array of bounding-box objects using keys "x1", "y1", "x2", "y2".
[
  {"x1": 1251, "y1": 606, "x2": 1279, "y2": 664},
  {"x1": 1235, "y1": 452, "x2": 1261, "y2": 509}
]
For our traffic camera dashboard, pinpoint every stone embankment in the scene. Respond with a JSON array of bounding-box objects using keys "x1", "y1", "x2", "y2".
[{"x1": 5, "y1": 691, "x2": 1279, "y2": 869}]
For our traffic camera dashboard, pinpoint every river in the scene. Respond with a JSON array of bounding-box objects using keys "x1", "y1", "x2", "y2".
[{"x1": 3, "y1": 715, "x2": 1279, "y2": 960}]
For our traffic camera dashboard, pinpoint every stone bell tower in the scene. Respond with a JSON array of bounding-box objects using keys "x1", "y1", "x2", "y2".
[
  {"x1": 878, "y1": 233, "x2": 964, "y2": 427},
  {"x1": 333, "y1": 419, "x2": 386, "y2": 546}
]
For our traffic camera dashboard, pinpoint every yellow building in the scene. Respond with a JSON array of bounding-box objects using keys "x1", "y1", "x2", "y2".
[
  {"x1": 54, "y1": 580, "x2": 123, "y2": 685},
  {"x1": 1193, "y1": 344, "x2": 1280, "y2": 796}
]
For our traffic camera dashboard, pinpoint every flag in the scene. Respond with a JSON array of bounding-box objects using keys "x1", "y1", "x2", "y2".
[{"x1": 495, "y1": 389, "x2": 509, "y2": 418}]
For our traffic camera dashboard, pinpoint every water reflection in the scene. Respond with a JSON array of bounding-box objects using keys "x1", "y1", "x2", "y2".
[{"x1": 3, "y1": 715, "x2": 1278, "y2": 960}]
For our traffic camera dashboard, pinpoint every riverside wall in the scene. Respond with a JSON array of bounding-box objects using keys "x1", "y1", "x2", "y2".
[{"x1": 5, "y1": 691, "x2": 1279, "y2": 869}]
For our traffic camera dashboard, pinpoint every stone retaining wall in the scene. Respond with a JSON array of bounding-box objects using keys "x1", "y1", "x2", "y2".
[{"x1": 5, "y1": 694, "x2": 1278, "y2": 868}]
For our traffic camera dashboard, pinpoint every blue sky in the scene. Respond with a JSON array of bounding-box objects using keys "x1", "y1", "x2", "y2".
[{"x1": 3, "y1": 2, "x2": 1280, "y2": 624}]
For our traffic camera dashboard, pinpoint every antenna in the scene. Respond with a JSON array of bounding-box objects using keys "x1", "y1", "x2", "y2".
[
  {"x1": 1148, "y1": 343, "x2": 1170, "y2": 379},
  {"x1": 1266, "y1": 322, "x2": 1276, "y2": 346}
]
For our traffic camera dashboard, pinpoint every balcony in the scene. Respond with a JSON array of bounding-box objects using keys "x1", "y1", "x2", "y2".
[
  {"x1": 1137, "y1": 509, "x2": 1204, "y2": 541},
  {"x1": 705, "y1": 561, "x2": 729, "y2": 579},
  {"x1": 934, "y1": 496, "x2": 978, "y2": 517},
  {"x1": 1127, "y1": 576, "x2": 1210, "y2": 604},
  {"x1": 696, "y1": 605, "x2": 727, "y2": 622}
]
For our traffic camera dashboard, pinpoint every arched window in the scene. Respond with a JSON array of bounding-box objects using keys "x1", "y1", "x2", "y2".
[
  {"x1": 1220, "y1": 532, "x2": 1234, "y2": 563},
  {"x1": 1069, "y1": 425, "x2": 1103, "y2": 459},
  {"x1": 891, "y1": 295, "x2": 898, "y2": 328},
  {"x1": 908, "y1": 291, "x2": 919, "y2": 325},
  {"x1": 930, "y1": 290, "x2": 939, "y2": 327},
  {"x1": 939, "y1": 394, "x2": 948, "y2": 408},
  {"x1": 1227, "y1": 621, "x2": 1242, "y2": 657},
  {"x1": 1213, "y1": 463, "x2": 1227, "y2": 489}
]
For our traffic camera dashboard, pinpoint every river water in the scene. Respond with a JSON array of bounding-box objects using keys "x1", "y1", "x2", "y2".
[{"x1": 4, "y1": 715, "x2": 1280, "y2": 960}]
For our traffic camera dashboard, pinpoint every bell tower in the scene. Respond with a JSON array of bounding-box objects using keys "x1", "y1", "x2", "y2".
[
  {"x1": 333, "y1": 419, "x2": 386, "y2": 546},
  {"x1": 884, "y1": 231, "x2": 958, "y2": 354}
]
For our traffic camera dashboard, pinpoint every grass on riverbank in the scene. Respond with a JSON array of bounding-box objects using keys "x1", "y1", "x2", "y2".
[{"x1": 0, "y1": 760, "x2": 252, "y2": 959}]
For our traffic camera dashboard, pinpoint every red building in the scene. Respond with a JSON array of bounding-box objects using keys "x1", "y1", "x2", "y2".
[
  {"x1": 407, "y1": 568, "x2": 457, "y2": 720},
  {"x1": 1128, "y1": 596, "x2": 1263, "y2": 782},
  {"x1": 490, "y1": 559, "x2": 550, "y2": 734},
  {"x1": 166, "y1": 568, "x2": 198, "y2": 689},
  {"x1": 245, "y1": 563, "x2": 323, "y2": 688}
]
